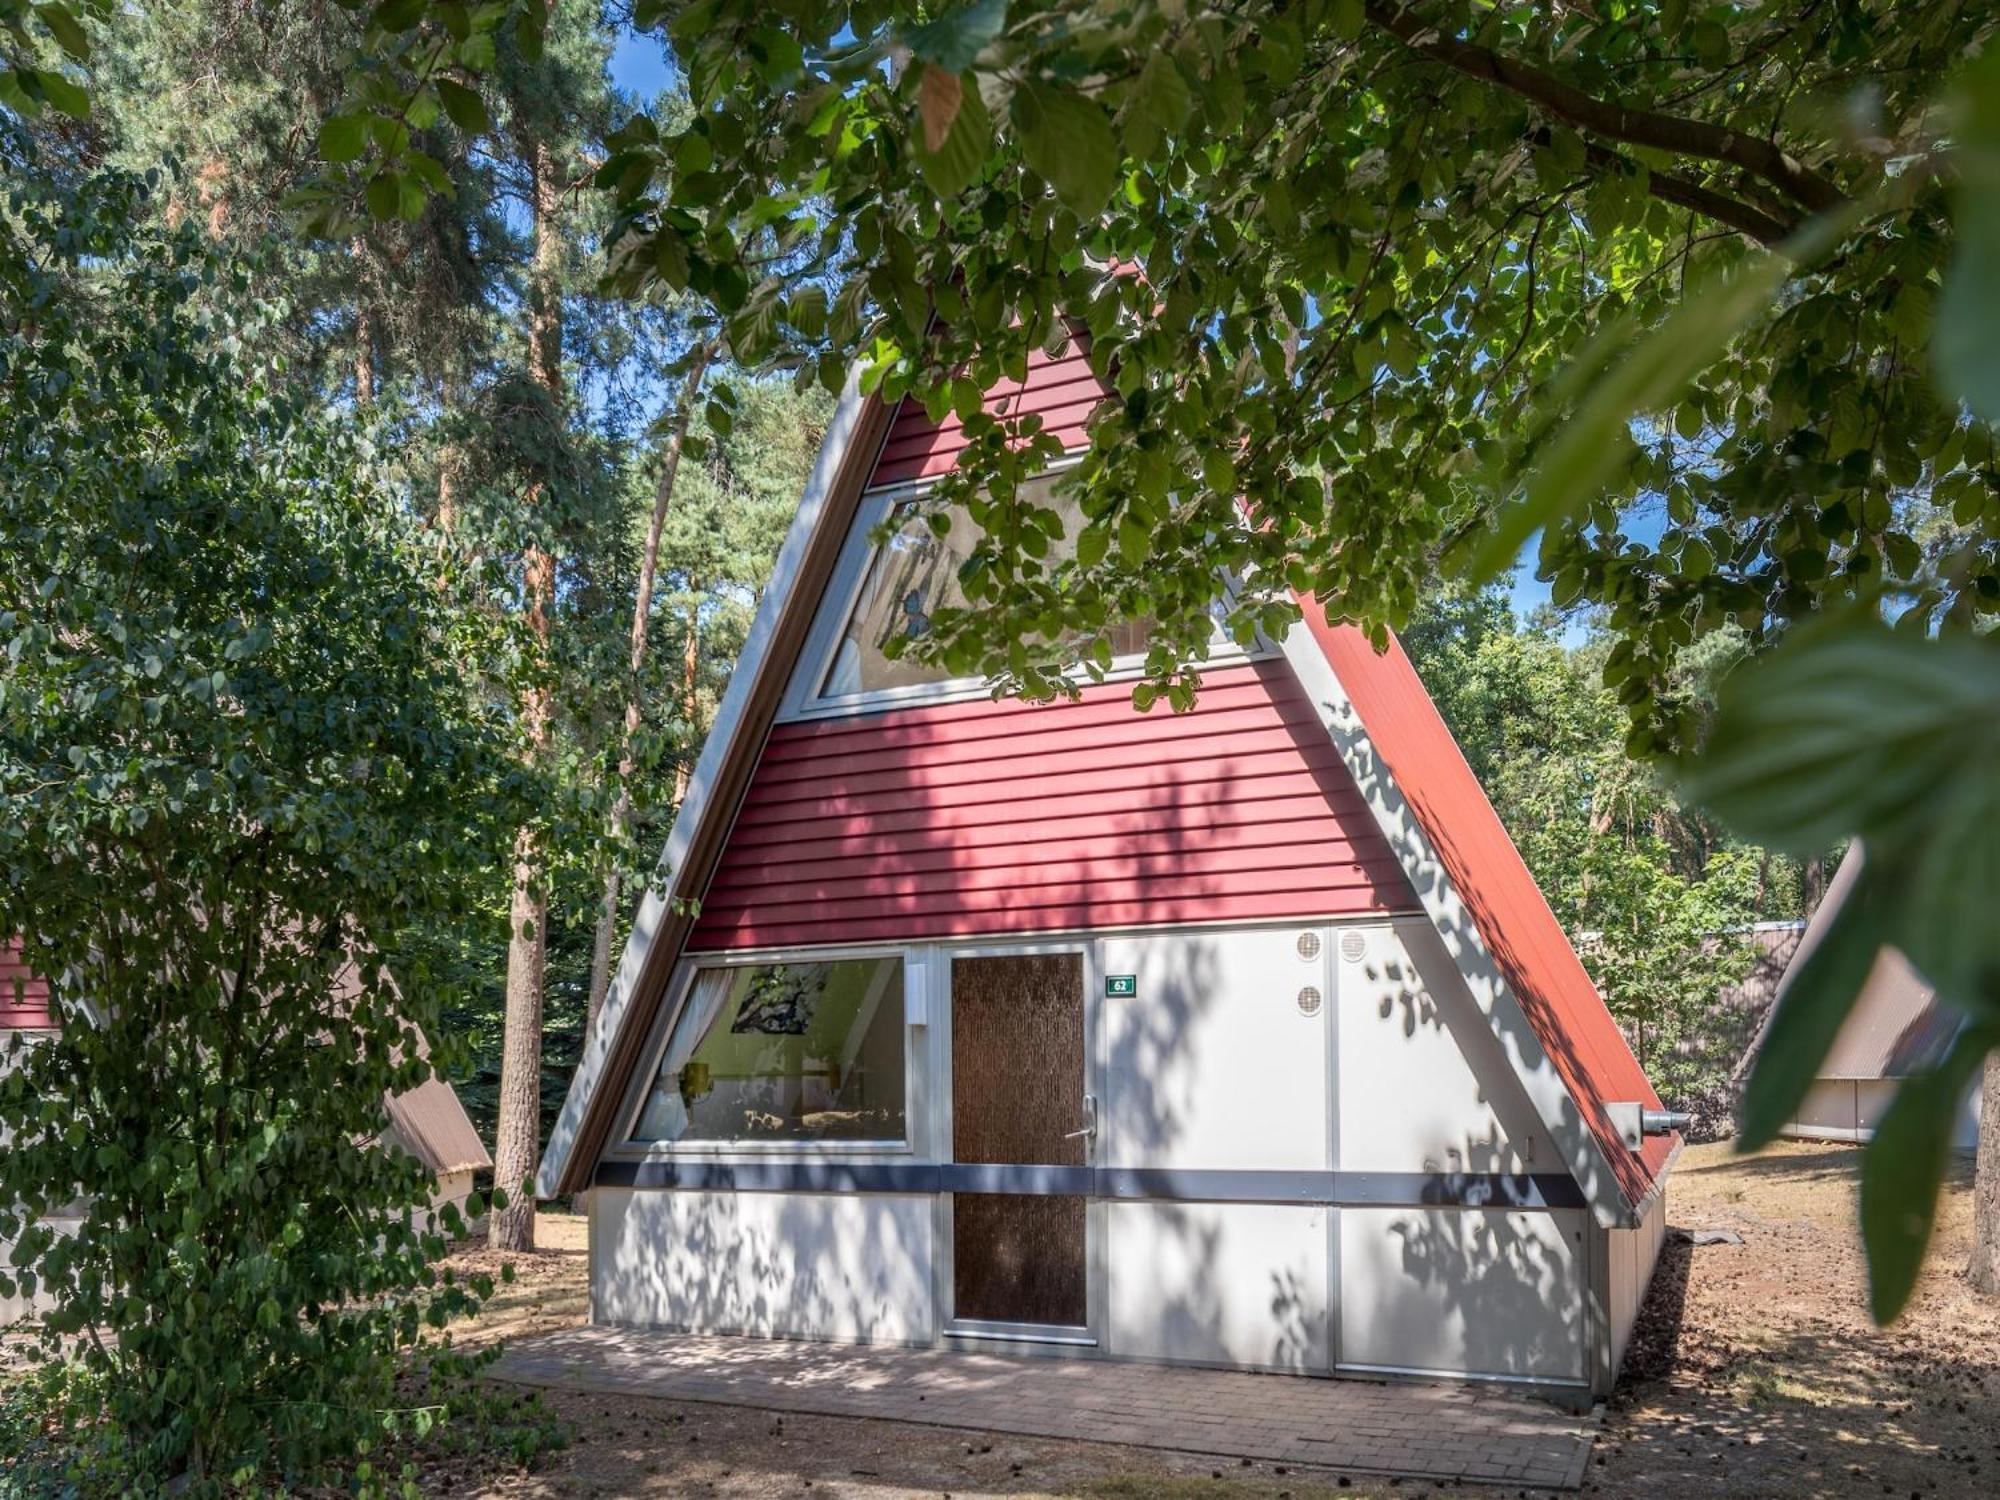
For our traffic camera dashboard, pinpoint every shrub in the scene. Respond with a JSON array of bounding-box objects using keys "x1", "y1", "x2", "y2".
[{"x1": 0, "y1": 163, "x2": 531, "y2": 1491}]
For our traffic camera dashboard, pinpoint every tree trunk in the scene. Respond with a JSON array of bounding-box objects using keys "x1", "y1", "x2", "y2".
[
  {"x1": 353, "y1": 238, "x2": 377, "y2": 408},
  {"x1": 490, "y1": 817, "x2": 548, "y2": 1247},
  {"x1": 489, "y1": 139, "x2": 565, "y2": 1251},
  {"x1": 436, "y1": 379, "x2": 464, "y2": 536},
  {"x1": 354, "y1": 314, "x2": 376, "y2": 408},
  {"x1": 586, "y1": 344, "x2": 713, "y2": 1026},
  {"x1": 1971, "y1": 1051, "x2": 2000, "y2": 1294},
  {"x1": 674, "y1": 599, "x2": 701, "y2": 805}
]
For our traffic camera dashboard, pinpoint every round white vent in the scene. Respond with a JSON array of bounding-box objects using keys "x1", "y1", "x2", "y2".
[
  {"x1": 1338, "y1": 931, "x2": 1368, "y2": 963},
  {"x1": 1295, "y1": 930, "x2": 1322, "y2": 962},
  {"x1": 1296, "y1": 985, "x2": 1323, "y2": 1017}
]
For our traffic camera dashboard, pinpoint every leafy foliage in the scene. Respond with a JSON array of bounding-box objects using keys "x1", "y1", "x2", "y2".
[
  {"x1": 0, "y1": 166, "x2": 528, "y2": 1490},
  {"x1": 0, "y1": 0, "x2": 99, "y2": 121},
  {"x1": 567, "y1": 3, "x2": 1993, "y2": 728}
]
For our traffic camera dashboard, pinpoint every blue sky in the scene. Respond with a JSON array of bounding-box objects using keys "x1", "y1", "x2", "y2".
[{"x1": 611, "y1": 30, "x2": 671, "y2": 99}]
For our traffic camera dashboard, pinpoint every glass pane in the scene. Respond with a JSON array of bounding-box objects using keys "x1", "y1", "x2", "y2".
[
  {"x1": 953, "y1": 1193, "x2": 1087, "y2": 1326},
  {"x1": 632, "y1": 957, "x2": 907, "y2": 1144},
  {"x1": 951, "y1": 954, "x2": 1088, "y2": 1328},
  {"x1": 951, "y1": 954, "x2": 1086, "y2": 1166},
  {"x1": 819, "y1": 471, "x2": 1150, "y2": 700}
]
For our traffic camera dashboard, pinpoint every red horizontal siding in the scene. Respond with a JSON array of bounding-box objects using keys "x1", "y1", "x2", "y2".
[
  {"x1": 689, "y1": 659, "x2": 1417, "y2": 951},
  {"x1": 1298, "y1": 604, "x2": 1671, "y2": 1209},
  {"x1": 1, "y1": 939, "x2": 54, "y2": 1030},
  {"x1": 869, "y1": 338, "x2": 1111, "y2": 487}
]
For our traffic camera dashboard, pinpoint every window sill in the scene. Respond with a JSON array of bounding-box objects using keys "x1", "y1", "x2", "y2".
[
  {"x1": 605, "y1": 1139, "x2": 918, "y2": 1162},
  {"x1": 785, "y1": 640, "x2": 1274, "y2": 723}
]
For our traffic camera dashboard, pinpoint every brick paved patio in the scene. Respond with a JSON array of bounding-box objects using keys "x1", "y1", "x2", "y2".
[{"x1": 490, "y1": 1328, "x2": 1599, "y2": 1490}]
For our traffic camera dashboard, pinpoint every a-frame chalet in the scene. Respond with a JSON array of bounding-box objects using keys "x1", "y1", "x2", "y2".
[{"x1": 539, "y1": 336, "x2": 1678, "y2": 1400}]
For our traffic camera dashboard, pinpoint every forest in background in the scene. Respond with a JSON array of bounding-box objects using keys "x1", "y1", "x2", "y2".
[{"x1": 8, "y1": 0, "x2": 830, "y2": 1154}]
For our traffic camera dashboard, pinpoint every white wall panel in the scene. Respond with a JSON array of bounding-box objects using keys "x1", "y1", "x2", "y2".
[
  {"x1": 1335, "y1": 921, "x2": 1547, "y2": 1174},
  {"x1": 591, "y1": 1188, "x2": 934, "y2": 1343},
  {"x1": 1792, "y1": 1079, "x2": 1860, "y2": 1137},
  {"x1": 1338, "y1": 1207, "x2": 1587, "y2": 1383},
  {"x1": 1100, "y1": 926, "x2": 1330, "y2": 1171},
  {"x1": 1105, "y1": 1202, "x2": 1329, "y2": 1372}
]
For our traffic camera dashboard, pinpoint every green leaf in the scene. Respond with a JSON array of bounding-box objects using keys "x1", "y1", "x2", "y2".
[
  {"x1": 915, "y1": 69, "x2": 990, "y2": 198},
  {"x1": 1736, "y1": 860, "x2": 1888, "y2": 1149},
  {"x1": 1895, "y1": 761, "x2": 2000, "y2": 1005},
  {"x1": 1011, "y1": 81, "x2": 1119, "y2": 217},
  {"x1": 365, "y1": 171, "x2": 402, "y2": 220},
  {"x1": 515, "y1": 4, "x2": 545, "y2": 62},
  {"x1": 370, "y1": 0, "x2": 427, "y2": 32},
  {"x1": 435, "y1": 78, "x2": 490, "y2": 133},
  {"x1": 726, "y1": 289, "x2": 781, "y2": 362},
  {"x1": 1681, "y1": 618, "x2": 2000, "y2": 856},
  {"x1": 1935, "y1": 47, "x2": 2000, "y2": 423},
  {"x1": 1860, "y1": 1023, "x2": 1996, "y2": 1322},
  {"x1": 319, "y1": 113, "x2": 371, "y2": 165},
  {"x1": 903, "y1": 0, "x2": 1007, "y2": 73},
  {"x1": 787, "y1": 284, "x2": 828, "y2": 340},
  {"x1": 0, "y1": 69, "x2": 42, "y2": 118},
  {"x1": 36, "y1": 4, "x2": 91, "y2": 62},
  {"x1": 1123, "y1": 51, "x2": 1191, "y2": 161},
  {"x1": 34, "y1": 68, "x2": 88, "y2": 120}
]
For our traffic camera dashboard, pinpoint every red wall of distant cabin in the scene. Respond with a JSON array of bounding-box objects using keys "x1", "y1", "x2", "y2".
[
  {"x1": 1, "y1": 940, "x2": 54, "y2": 1030},
  {"x1": 689, "y1": 660, "x2": 1417, "y2": 952}
]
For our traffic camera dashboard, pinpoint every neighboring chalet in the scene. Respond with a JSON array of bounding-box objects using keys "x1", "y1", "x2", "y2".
[
  {"x1": 1750, "y1": 856, "x2": 1980, "y2": 1150},
  {"x1": 537, "y1": 335, "x2": 1681, "y2": 1403},
  {"x1": 1, "y1": 939, "x2": 491, "y2": 1324}
]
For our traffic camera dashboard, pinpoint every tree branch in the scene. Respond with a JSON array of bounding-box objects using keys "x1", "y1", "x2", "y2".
[
  {"x1": 1366, "y1": 1, "x2": 1850, "y2": 218},
  {"x1": 1582, "y1": 142, "x2": 1794, "y2": 246}
]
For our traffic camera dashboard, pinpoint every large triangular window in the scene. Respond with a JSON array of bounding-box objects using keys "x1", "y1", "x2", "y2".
[
  {"x1": 818, "y1": 468, "x2": 1149, "y2": 701},
  {"x1": 789, "y1": 464, "x2": 1249, "y2": 718}
]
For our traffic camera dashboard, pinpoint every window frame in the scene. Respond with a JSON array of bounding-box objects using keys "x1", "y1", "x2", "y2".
[
  {"x1": 777, "y1": 455, "x2": 1260, "y2": 722},
  {"x1": 608, "y1": 945, "x2": 925, "y2": 1160}
]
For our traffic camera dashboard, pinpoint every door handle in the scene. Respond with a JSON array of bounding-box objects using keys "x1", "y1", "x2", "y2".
[{"x1": 1062, "y1": 1092, "x2": 1098, "y2": 1142}]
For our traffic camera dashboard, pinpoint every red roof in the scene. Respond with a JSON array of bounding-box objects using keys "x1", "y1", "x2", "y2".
[{"x1": 1294, "y1": 600, "x2": 1672, "y2": 1209}]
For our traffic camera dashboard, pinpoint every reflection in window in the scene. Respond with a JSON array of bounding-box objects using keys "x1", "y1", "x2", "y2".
[
  {"x1": 632, "y1": 957, "x2": 907, "y2": 1144},
  {"x1": 818, "y1": 470, "x2": 1150, "y2": 700}
]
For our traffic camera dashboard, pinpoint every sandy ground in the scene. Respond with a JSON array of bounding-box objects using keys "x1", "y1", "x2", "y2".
[{"x1": 438, "y1": 1143, "x2": 2000, "y2": 1498}]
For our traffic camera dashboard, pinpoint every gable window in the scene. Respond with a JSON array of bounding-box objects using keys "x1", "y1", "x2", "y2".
[
  {"x1": 631, "y1": 956, "x2": 907, "y2": 1145},
  {"x1": 816, "y1": 467, "x2": 1149, "y2": 703}
]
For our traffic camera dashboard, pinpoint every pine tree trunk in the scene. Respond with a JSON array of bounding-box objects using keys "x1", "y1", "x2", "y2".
[
  {"x1": 586, "y1": 345, "x2": 713, "y2": 1026},
  {"x1": 354, "y1": 314, "x2": 376, "y2": 408},
  {"x1": 674, "y1": 599, "x2": 701, "y2": 805},
  {"x1": 436, "y1": 379, "x2": 463, "y2": 536},
  {"x1": 489, "y1": 140, "x2": 565, "y2": 1251},
  {"x1": 491, "y1": 815, "x2": 548, "y2": 1246},
  {"x1": 1970, "y1": 1051, "x2": 2000, "y2": 1294}
]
